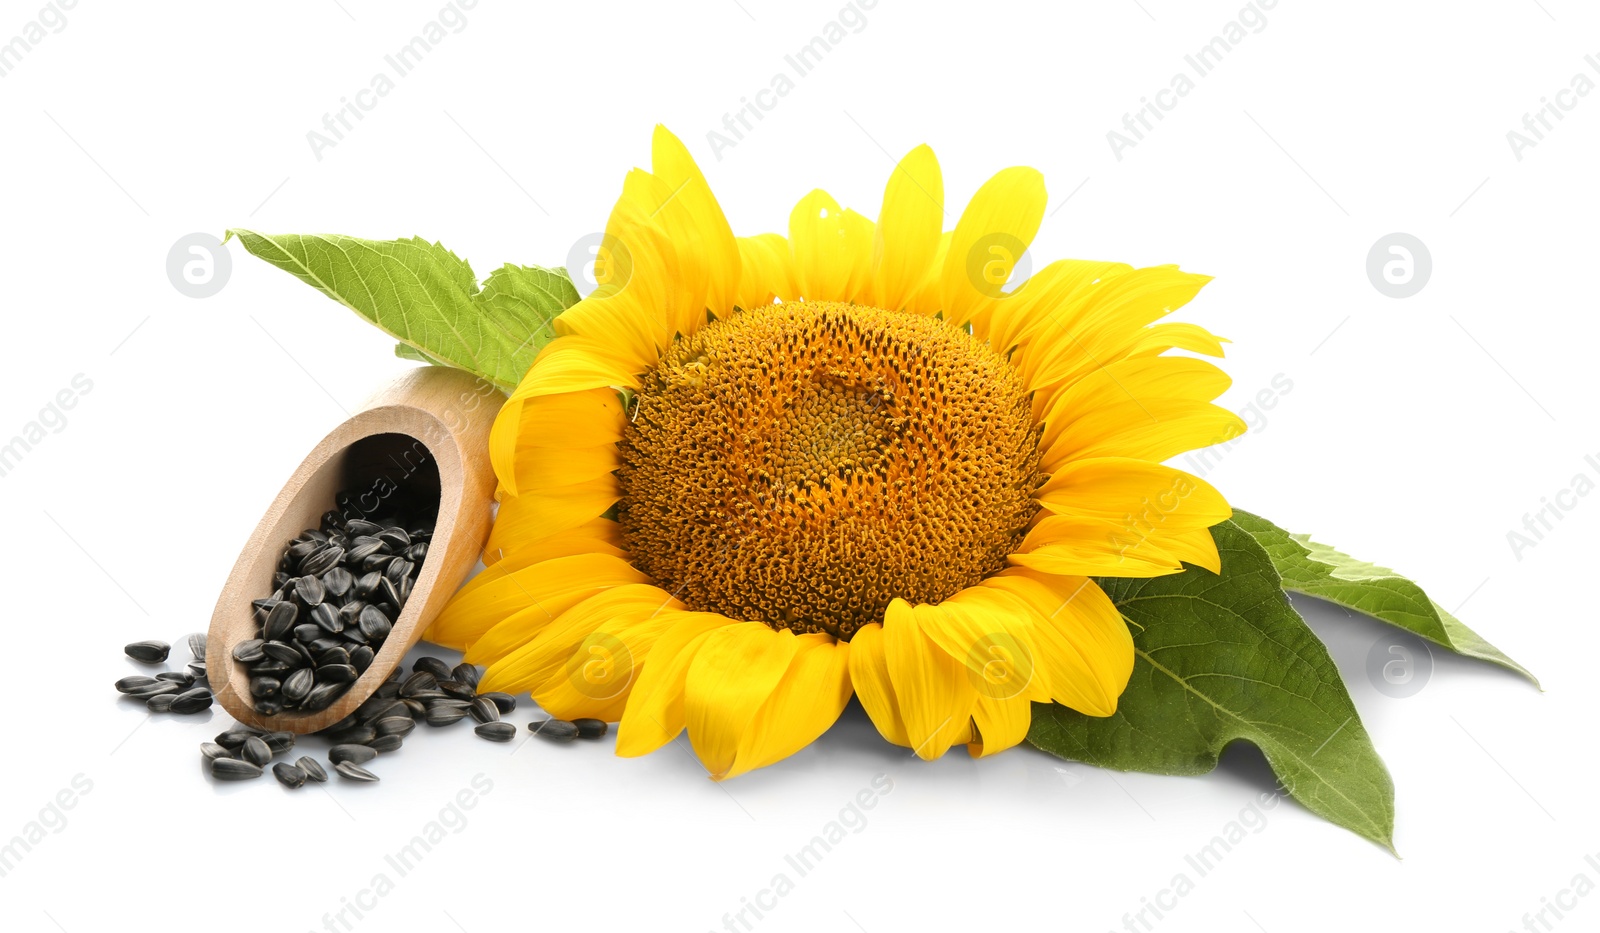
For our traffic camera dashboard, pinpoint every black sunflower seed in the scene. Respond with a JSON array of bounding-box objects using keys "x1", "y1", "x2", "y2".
[
  {"x1": 378, "y1": 527, "x2": 411, "y2": 550},
  {"x1": 367, "y1": 734, "x2": 404, "y2": 753},
  {"x1": 438, "y1": 680, "x2": 475, "y2": 700},
  {"x1": 250, "y1": 677, "x2": 281, "y2": 699},
  {"x1": 250, "y1": 659, "x2": 293, "y2": 677},
  {"x1": 157, "y1": 671, "x2": 194, "y2": 685},
  {"x1": 528, "y1": 719, "x2": 579, "y2": 741},
  {"x1": 334, "y1": 761, "x2": 379, "y2": 782},
  {"x1": 294, "y1": 574, "x2": 325, "y2": 607},
  {"x1": 452, "y1": 663, "x2": 480, "y2": 690},
  {"x1": 321, "y1": 566, "x2": 354, "y2": 599},
  {"x1": 146, "y1": 694, "x2": 176, "y2": 712},
  {"x1": 114, "y1": 675, "x2": 158, "y2": 694},
  {"x1": 296, "y1": 757, "x2": 328, "y2": 782},
  {"x1": 358, "y1": 606, "x2": 392, "y2": 641},
  {"x1": 345, "y1": 518, "x2": 383, "y2": 537},
  {"x1": 303, "y1": 682, "x2": 344, "y2": 712},
  {"x1": 573, "y1": 718, "x2": 609, "y2": 739},
  {"x1": 240, "y1": 736, "x2": 272, "y2": 766},
  {"x1": 124, "y1": 640, "x2": 170, "y2": 664},
  {"x1": 261, "y1": 642, "x2": 302, "y2": 665},
  {"x1": 293, "y1": 624, "x2": 323, "y2": 644},
  {"x1": 264, "y1": 602, "x2": 299, "y2": 641},
  {"x1": 400, "y1": 671, "x2": 436, "y2": 697},
  {"x1": 480, "y1": 692, "x2": 517, "y2": 713},
  {"x1": 317, "y1": 664, "x2": 358, "y2": 684},
  {"x1": 378, "y1": 577, "x2": 403, "y2": 612},
  {"x1": 468, "y1": 697, "x2": 500, "y2": 724},
  {"x1": 424, "y1": 706, "x2": 467, "y2": 727},
  {"x1": 346, "y1": 539, "x2": 385, "y2": 563},
  {"x1": 232, "y1": 639, "x2": 266, "y2": 663},
  {"x1": 474, "y1": 722, "x2": 517, "y2": 743},
  {"x1": 354, "y1": 572, "x2": 382, "y2": 599},
  {"x1": 186, "y1": 633, "x2": 207, "y2": 660},
  {"x1": 273, "y1": 762, "x2": 308, "y2": 788},
  {"x1": 286, "y1": 667, "x2": 319, "y2": 703},
  {"x1": 374, "y1": 716, "x2": 415, "y2": 738},
  {"x1": 413, "y1": 657, "x2": 453, "y2": 680},
  {"x1": 405, "y1": 542, "x2": 429, "y2": 562},
  {"x1": 314, "y1": 646, "x2": 350, "y2": 668},
  {"x1": 299, "y1": 544, "x2": 344, "y2": 577},
  {"x1": 330, "y1": 724, "x2": 377, "y2": 746},
  {"x1": 264, "y1": 731, "x2": 296, "y2": 754},
  {"x1": 171, "y1": 688, "x2": 214, "y2": 714},
  {"x1": 383, "y1": 558, "x2": 414, "y2": 584},
  {"x1": 200, "y1": 741, "x2": 232, "y2": 761},
  {"x1": 211, "y1": 758, "x2": 264, "y2": 781},
  {"x1": 254, "y1": 697, "x2": 284, "y2": 716},
  {"x1": 350, "y1": 645, "x2": 376, "y2": 673},
  {"x1": 329, "y1": 744, "x2": 377, "y2": 765}
]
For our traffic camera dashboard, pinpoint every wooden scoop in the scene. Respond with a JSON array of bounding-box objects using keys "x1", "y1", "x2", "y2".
[{"x1": 206, "y1": 366, "x2": 499, "y2": 733}]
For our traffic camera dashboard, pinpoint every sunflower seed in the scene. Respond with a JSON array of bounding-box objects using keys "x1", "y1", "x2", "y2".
[
  {"x1": 309, "y1": 603, "x2": 343, "y2": 634},
  {"x1": 374, "y1": 716, "x2": 415, "y2": 738},
  {"x1": 350, "y1": 645, "x2": 376, "y2": 673},
  {"x1": 295, "y1": 757, "x2": 328, "y2": 782},
  {"x1": 240, "y1": 736, "x2": 272, "y2": 766},
  {"x1": 406, "y1": 542, "x2": 429, "y2": 562},
  {"x1": 573, "y1": 718, "x2": 609, "y2": 739},
  {"x1": 211, "y1": 758, "x2": 264, "y2": 781},
  {"x1": 250, "y1": 677, "x2": 281, "y2": 699},
  {"x1": 264, "y1": 602, "x2": 299, "y2": 641},
  {"x1": 186, "y1": 633, "x2": 207, "y2": 660},
  {"x1": 384, "y1": 558, "x2": 414, "y2": 584},
  {"x1": 273, "y1": 762, "x2": 308, "y2": 788},
  {"x1": 399, "y1": 671, "x2": 435, "y2": 696},
  {"x1": 334, "y1": 761, "x2": 379, "y2": 782},
  {"x1": 294, "y1": 574, "x2": 326, "y2": 607},
  {"x1": 279, "y1": 669, "x2": 313, "y2": 704},
  {"x1": 428, "y1": 698, "x2": 471, "y2": 711},
  {"x1": 480, "y1": 692, "x2": 517, "y2": 713},
  {"x1": 264, "y1": 731, "x2": 296, "y2": 754},
  {"x1": 316, "y1": 664, "x2": 358, "y2": 684},
  {"x1": 215, "y1": 729, "x2": 258, "y2": 748},
  {"x1": 124, "y1": 640, "x2": 170, "y2": 664},
  {"x1": 346, "y1": 539, "x2": 385, "y2": 563},
  {"x1": 303, "y1": 682, "x2": 344, "y2": 712},
  {"x1": 367, "y1": 734, "x2": 404, "y2": 753},
  {"x1": 156, "y1": 671, "x2": 194, "y2": 685},
  {"x1": 378, "y1": 527, "x2": 411, "y2": 550},
  {"x1": 320, "y1": 567, "x2": 353, "y2": 600},
  {"x1": 329, "y1": 744, "x2": 377, "y2": 765},
  {"x1": 254, "y1": 697, "x2": 284, "y2": 716},
  {"x1": 232, "y1": 639, "x2": 266, "y2": 663},
  {"x1": 474, "y1": 722, "x2": 517, "y2": 743},
  {"x1": 293, "y1": 624, "x2": 323, "y2": 644},
  {"x1": 300, "y1": 544, "x2": 344, "y2": 577},
  {"x1": 354, "y1": 572, "x2": 382, "y2": 599},
  {"x1": 125, "y1": 681, "x2": 182, "y2": 699},
  {"x1": 200, "y1": 741, "x2": 232, "y2": 761},
  {"x1": 468, "y1": 697, "x2": 500, "y2": 724},
  {"x1": 171, "y1": 688, "x2": 214, "y2": 714},
  {"x1": 529, "y1": 719, "x2": 579, "y2": 741},
  {"x1": 438, "y1": 680, "x2": 475, "y2": 700},
  {"x1": 452, "y1": 663, "x2": 480, "y2": 690},
  {"x1": 402, "y1": 698, "x2": 427, "y2": 717},
  {"x1": 330, "y1": 724, "x2": 378, "y2": 746},
  {"x1": 250, "y1": 659, "x2": 293, "y2": 677},
  {"x1": 424, "y1": 706, "x2": 468, "y2": 727},
  {"x1": 259, "y1": 642, "x2": 299, "y2": 665},
  {"x1": 346, "y1": 518, "x2": 383, "y2": 537},
  {"x1": 358, "y1": 605, "x2": 392, "y2": 641},
  {"x1": 378, "y1": 577, "x2": 403, "y2": 611},
  {"x1": 397, "y1": 577, "x2": 413, "y2": 604},
  {"x1": 115, "y1": 675, "x2": 159, "y2": 694},
  {"x1": 413, "y1": 657, "x2": 453, "y2": 680},
  {"x1": 146, "y1": 693, "x2": 176, "y2": 712},
  {"x1": 375, "y1": 681, "x2": 401, "y2": 700}
]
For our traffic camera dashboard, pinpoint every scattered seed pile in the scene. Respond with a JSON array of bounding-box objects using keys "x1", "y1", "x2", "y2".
[
  {"x1": 240, "y1": 499, "x2": 435, "y2": 717},
  {"x1": 117, "y1": 640, "x2": 612, "y2": 786}
]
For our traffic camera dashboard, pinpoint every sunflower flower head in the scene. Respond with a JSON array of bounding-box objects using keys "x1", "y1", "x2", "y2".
[{"x1": 429, "y1": 126, "x2": 1244, "y2": 779}]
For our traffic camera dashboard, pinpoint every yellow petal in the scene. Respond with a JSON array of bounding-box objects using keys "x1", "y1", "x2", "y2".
[
  {"x1": 608, "y1": 172, "x2": 697, "y2": 337},
  {"x1": 1156, "y1": 526, "x2": 1223, "y2": 574},
  {"x1": 428, "y1": 551, "x2": 648, "y2": 651},
  {"x1": 529, "y1": 591, "x2": 691, "y2": 720},
  {"x1": 979, "y1": 570, "x2": 1133, "y2": 716},
  {"x1": 870, "y1": 144, "x2": 944, "y2": 311},
  {"x1": 968, "y1": 695, "x2": 1033, "y2": 758},
  {"x1": 909, "y1": 592, "x2": 1050, "y2": 703},
  {"x1": 1039, "y1": 356, "x2": 1233, "y2": 453},
  {"x1": 479, "y1": 584, "x2": 682, "y2": 693},
  {"x1": 684, "y1": 624, "x2": 798, "y2": 778},
  {"x1": 903, "y1": 230, "x2": 951, "y2": 317},
  {"x1": 723, "y1": 634, "x2": 853, "y2": 778},
  {"x1": 847, "y1": 622, "x2": 909, "y2": 747},
  {"x1": 652, "y1": 125, "x2": 741, "y2": 319},
  {"x1": 882, "y1": 599, "x2": 976, "y2": 759},
  {"x1": 552, "y1": 290, "x2": 669, "y2": 376},
  {"x1": 1042, "y1": 399, "x2": 1246, "y2": 470},
  {"x1": 483, "y1": 505, "x2": 624, "y2": 570},
  {"x1": 504, "y1": 336, "x2": 641, "y2": 405},
  {"x1": 1124, "y1": 321, "x2": 1228, "y2": 358},
  {"x1": 733, "y1": 233, "x2": 798, "y2": 311},
  {"x1": 788, "y1": 189, "x2": 875, "y2": 302},
  {"x1": 616, "y1": 612, "x2": 736, "y2": 757},
  {"x1": 940, "y1": 167, "x2": 1046, "y2": 327},
  {"x1": 514, "y1": 387, "x2": 625, "y2": 448},
  {"x1": 986, "y1": 259, "x2": 1132, "y2": 354},
  {"x1": 1011, "y1": 515, "x2": 1194, "y2": 578},
  {"x1": 1035, "y1": 458, "x2": 1230, "y2": 533},
  {"x1": 489, "y1": 474, "x2": 620, "y2": 547}
]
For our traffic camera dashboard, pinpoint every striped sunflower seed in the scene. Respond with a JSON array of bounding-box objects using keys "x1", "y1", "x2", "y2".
[
  {"x1": 468, "y1": 697, "x2": 500, "y2": 724},
  {"x1": 273, "y1": 762, "x2": 308, "y2": 788},
  {"x1": 170, "y1": 688, "x2": 214, "y2": 714},
  {"x1": 367, "y1": 734, "x2": 404, "y2": 753},
  {"x1": 296, "y1": 757, "x2": 328, "y2": 782},
  {"x1": 474, "y1": 722, "x2": 517, "y2": 743},
  {"x1": 232, "y1": 639, "x2": 266, "y2": 663},
  {"x1": 241, "y1": 736, "x2": 272, "y2": 766},
  {"x1": 329, "y1": 744, "x2": 377, "y2": 765},
  {"x1": 529, "y1": 719, "x2": 579, "y2": 741},
  {"x1": 480, "y1": 692, "x2": 517, "y2": 713},
  {"x1": 124, "y1": 640, "x2": 170, "y2": 664},
  {"x1": 211, "y1": 758, "x2": 264, "y2": 781},
  {"x1": 573, "y1": 718, "x2": 609, "y2": 739},
  {"x1": 334, "y1": 761, "x2": 379, "y2": 782}
]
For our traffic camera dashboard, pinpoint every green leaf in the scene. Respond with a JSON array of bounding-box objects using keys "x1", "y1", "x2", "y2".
[
  {"x1": 1230, "y1": 510, "x2": 1537, "y2": 687},
  {"x1": 224, "y1": 230, "x2": 580, "y2": 392},
  {"x1": 1028, "y1": 519, "x2": 1396, "y2": 851}
]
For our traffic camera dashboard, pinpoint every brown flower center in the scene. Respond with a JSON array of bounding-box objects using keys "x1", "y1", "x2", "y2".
[{"x1": 616, "y1": 301, "x2": 1042, "y2": 640}]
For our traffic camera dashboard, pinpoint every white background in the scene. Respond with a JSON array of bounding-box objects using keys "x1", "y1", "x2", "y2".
[{"x1": 0, "y1": 1, "x2": 1593, "y2": 931}]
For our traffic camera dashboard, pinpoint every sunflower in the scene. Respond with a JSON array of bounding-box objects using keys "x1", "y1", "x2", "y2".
[{"x1": 427, "y1": 126, "x2": 1243, "y2": 778}]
